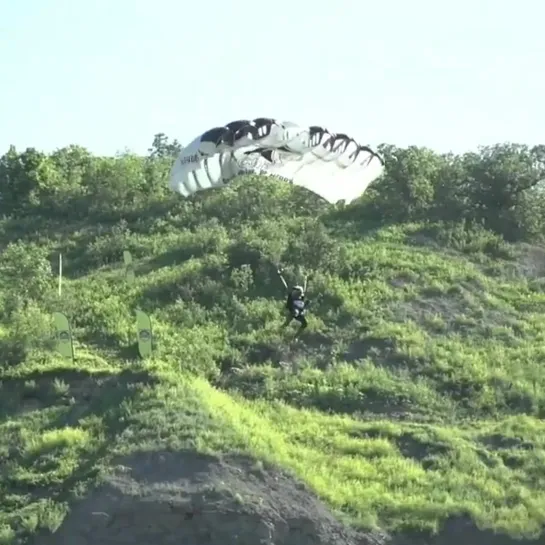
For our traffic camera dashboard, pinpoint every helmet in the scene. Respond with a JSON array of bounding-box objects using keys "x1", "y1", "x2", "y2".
[{"x1": 292, "y1": 285, "x2": 304, "y2": 295}]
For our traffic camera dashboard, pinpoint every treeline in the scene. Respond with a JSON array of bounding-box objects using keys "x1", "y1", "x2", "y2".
[
  {"x1": 366, "y1": 144, "x2": 545, "y2": 242},
  {"x1": 1, "y1": 134, "x2": 544, "y2": 242}
]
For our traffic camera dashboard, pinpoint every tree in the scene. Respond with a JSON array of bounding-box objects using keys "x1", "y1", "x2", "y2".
[
  {"x1": 0, "y1": 146, "x2": 52, "y2": 215},
  {"x1": 147, "y1": 133, "x2": 182, "y2": 159},
  {"x1": 464, "y1": 144, "x2": 545, "y2": 240},
  {"x1": 0, "y1": 241, "x2": 53, "y2": 316},
  {"x1": 364, "y1": 144, "x2": 446, "y2": 222}
]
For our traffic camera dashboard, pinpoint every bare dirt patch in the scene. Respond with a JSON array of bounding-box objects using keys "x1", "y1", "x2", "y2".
[{"x1": 32, "y1": 450, "x2": 384, "y2": 545}]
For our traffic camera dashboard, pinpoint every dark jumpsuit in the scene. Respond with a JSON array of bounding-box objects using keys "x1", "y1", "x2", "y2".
[{"x1": 284, "y1": 292, "x2": 307, "y2": 329}]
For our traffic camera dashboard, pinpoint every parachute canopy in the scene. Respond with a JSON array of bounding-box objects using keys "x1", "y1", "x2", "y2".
[{"x1": 169, "y1": 118, "x2": 384, "y2": 203}]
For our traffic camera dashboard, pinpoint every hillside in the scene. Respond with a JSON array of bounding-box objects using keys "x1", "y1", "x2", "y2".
[{"x1": 1, "y1": 140, "x2": 545, "y2": 545}]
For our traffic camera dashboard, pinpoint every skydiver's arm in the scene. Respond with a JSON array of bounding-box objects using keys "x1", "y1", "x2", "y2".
[{"x1": 277, "y1": 268, "x2": 288, "y2": 291}]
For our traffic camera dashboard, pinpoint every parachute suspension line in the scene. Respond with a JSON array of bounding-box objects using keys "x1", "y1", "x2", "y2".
[
  {"x1": 202, "y1": 157, "x2": 212, "y2": 188},
  {"x1": 190, "y1": 171, "x2": 200, "y2": 192},
  {"x1": 227, "y1": 150, "x2": 239, "y2": 182}
]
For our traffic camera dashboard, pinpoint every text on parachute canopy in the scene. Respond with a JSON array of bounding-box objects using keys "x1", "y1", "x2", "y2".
[
  {"x1": 239, "y1": 168, "x2": 293, "y2": 184},
  {"x1": 180, "y1": 154, "x2": 200, "y2": 165}
]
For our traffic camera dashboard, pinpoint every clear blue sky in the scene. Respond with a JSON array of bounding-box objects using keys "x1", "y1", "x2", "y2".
[{"x1": 1, "y1": 0, "x2": 544, "y2": 156}]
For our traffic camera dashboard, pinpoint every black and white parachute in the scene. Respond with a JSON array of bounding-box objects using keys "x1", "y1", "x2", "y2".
[{"x1": 169, "y1": 118, "x2": 384, "y2": 203}]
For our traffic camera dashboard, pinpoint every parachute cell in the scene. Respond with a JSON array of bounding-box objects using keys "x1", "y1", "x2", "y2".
[{"x1": 169, "y1": 118, "x2": 384, "y2": 203}]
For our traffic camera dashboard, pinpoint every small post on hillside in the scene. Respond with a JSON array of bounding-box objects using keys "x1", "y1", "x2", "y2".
[{"x1": 58, "y1": 253, "x2": 63, "y2": 297}]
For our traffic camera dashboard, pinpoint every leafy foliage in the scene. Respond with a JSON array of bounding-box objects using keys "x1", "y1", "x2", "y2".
[{"x1": 0, "y1": 135, "x2": 545, "y2": 544}]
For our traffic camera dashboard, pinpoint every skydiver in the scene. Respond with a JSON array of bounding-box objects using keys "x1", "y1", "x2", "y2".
[{"x1": 277, "y1": 267, "x2": 310, "y2": 338}]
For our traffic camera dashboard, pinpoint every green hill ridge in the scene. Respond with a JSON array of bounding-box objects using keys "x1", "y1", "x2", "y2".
[{"x1": 1, "y1": 139, "x2": 545, "y2": 544}]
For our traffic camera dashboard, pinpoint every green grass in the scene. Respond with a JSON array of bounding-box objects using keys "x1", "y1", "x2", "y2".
[{"x1": 1, "y1": 179, "x2": 545, "y2": 543}]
